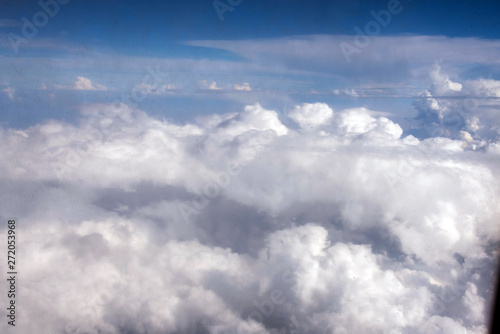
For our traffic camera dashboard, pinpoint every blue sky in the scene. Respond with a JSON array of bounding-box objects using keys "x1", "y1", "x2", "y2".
[{"x1": 1, "y1": 0, "x2": 500, "y2": 130}]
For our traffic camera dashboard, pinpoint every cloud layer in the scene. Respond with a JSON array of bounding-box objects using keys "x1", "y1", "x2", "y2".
[{"x1": 0, "y1": 95, "x2": 499, "y2": 333}]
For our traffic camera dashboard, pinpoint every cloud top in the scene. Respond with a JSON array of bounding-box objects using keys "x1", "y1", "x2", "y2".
[{"x1": 0, "y1": 97, "x2": 498, "y2": 333}]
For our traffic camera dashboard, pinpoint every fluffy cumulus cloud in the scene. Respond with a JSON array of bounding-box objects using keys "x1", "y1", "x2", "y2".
[
  {"x1": 412, "y1": 65, "x2": 500, "y2": 142},
  {"x1": 288, "y1": 103, "x2": 333, "y2": 130},
  {"x1": 0, "y1": 94, "x2": 499, "y2": 333}
]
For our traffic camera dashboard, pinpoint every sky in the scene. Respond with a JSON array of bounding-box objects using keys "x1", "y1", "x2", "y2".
[
  {"x1": 1, "y1": 0, "x2": 500, "y2": 129},
  {"x1": 1, "y1": 0, "x2": 500, "y2": 333}
]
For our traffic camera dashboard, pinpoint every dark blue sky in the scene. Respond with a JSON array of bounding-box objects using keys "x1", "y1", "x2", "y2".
[{"x1": 1, "y1": 0, "x2": 499, "y2": 58}]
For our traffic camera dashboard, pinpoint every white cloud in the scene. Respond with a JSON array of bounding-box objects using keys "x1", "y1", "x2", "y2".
[
  {"x1": 209, "y1": 103, "x2": 288, "y2": 140},
  {"x1": 463, "y1": 78, "x2": 500, "y2": 97},
  {"x1": 288, "y1": 102, "x2": 333, "y2": 130},
  {"x1": 335, "y1": 107, "x2": 378, "y2": 134},
  {"x1": 73, "y1": 76, "x2": 107, "y2": 91},
  {"x1": 162, "y1": 84, "x2": 177, "y2": 90},
  {"x1": 0, "y1": 100, "x2": 498, "y2": 333},
  {"x1": 333, "y1": 107, "x2": 403, "y2": 140},
  {"x1": 412, "y1": 66, "x2": 500, "y2": 140},
  {"x1": 2, "y1": 86, "x2": 14, "y2": 99},
  {"x1": 429, "y1": 64, "x2": 463, "y2": 95},
  {"x1": 233, "y1": 82, "x2": 252, "y2": 91},
  {"x1": 53, "y1": 76, "x2": 108, "y2": 91},
  {"x1": 209, "y1": 81, "x2": 221, "y2": 90},
  {"x1": 199, "y1": 80, "x2": 222, "y2": 90},
  {"x1": 135, "y1": 82, "x2": 178, "y2": 95},
  {"x1": 332, "y1": 88, "x2": 359, "y2": 97}
]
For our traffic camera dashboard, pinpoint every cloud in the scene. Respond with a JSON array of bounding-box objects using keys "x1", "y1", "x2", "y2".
[
  {"x1": 4, "y1": 34, "x2": 499, "y2": 110},
  {"x1": 288, "y1": 102, "x2": 333, "y2": 130},
  {"x1": 51, "y1": 76, "x2": 108, "y2": 91},
  {"x1": 332, "y1": 88, "x2": 359, "y2": 97},
  {"x1": 0, "y1": 99, "x2": 499, "y2": 333},
  {"x1": 73, "y1": 76, "x2": 107, "y2": 91},
  {"x1": 186, "y1": 35, "x2": 500, "y2": 83},
  {"x1": 429, "y1": 64, "x2": 463, "y2": 96},
  {"x1": 2, "y1": 86, "x2": 14, "y2": 99},
  {"x1": 333, "y1": 107, "x2": 403, "y2": 140},
  {"x1": 234, "y1": 83, "x2": 252, "y2": 91},
  {"x1": 134, "y1": 82, "x2": 178, "y2": 95},
  {"x1": 208, "y1": 102, "x2": 288, "y2": 139},
  {"x1": 463, "y1": 79, "x2": 500, "y2": 97},
  {"x1": 199, "y1": 80, "x2": 222, "y2": 90},
  {"x1": 412, "y1": 65, "x2": 500, "y2": 140}
]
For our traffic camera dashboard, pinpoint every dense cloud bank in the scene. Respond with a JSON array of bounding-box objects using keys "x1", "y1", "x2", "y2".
[{"x1": 1, "y1": 77, "x2": 500, "y2": 333}]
